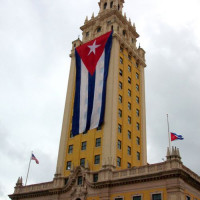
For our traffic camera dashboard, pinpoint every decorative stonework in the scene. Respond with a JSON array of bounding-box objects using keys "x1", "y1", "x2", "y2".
[{"x1": 9, "y1": 149, "x2": 200, "y2": 199}]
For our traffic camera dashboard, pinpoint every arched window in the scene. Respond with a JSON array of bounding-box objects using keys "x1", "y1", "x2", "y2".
[
  {"x1": 123, "y1": 30, "x2": 126, "y2": 36},
  {"x1": 118, "y1": 4, "x2": 120, "y2": 10},
  {"x1": 97, "y1": 26, "x2": 101, "y2": 33},
  {"x1": 110, "y1": 1, "x2": 113, "y2": 8},
  {"x1": 104, "y1": 2, "x2": 107, "y2": 10}
]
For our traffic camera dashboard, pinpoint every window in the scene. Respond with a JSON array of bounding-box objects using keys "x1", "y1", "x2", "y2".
[
  {"x1": 94, "y1": 155, "x2": 100, "y2": 164},
  {"x1": 110, "y1": 1, "x2": 113, "y2": 8},
  {"x1": 136, "y1": 122, "x2": 140, "y2": 130},
  {"x1": 96, "y1": 138, "x2": 101, "y2": 147},
  {"x1": 136, "y1": 137, "x2": 140, "y2": 145},
  {"x1": 80, "y1": 158, "x2": 85, "y2": 167},
  {"x1": 128, "y1": 89, "x2": 131, "y2": 97},
  {"x1": 120, "y1": 57, "x2": 123, "y2": 64},
  {"x1": 127, "y1": 162, "x2": 131, "y2": 168},
  {"x1": 136, "y1": 84, "x2": 139, "y2": 91},
  {"x1": 118, "y1": 140, "x2": 121, "y2": 149},
  {"x1": 152, "y1": 193, "x2": 161, "y2": 200},
  {"x1": 119, "y1": 95, "x2": 122, "y2": 103},
  {"x1": 128, "y1": 102, "x2": 131, "y2": 110},
  {"x1": 136, "y1": 62, "x2": 139, "y2": 68},
  {"x1": 120, "y1": 46, "x2": 123, "y2": 52},
  {"x1": 186, "y1": 196, "x2": 190, "y2": 200},
  {"x1": 136, "y1": 96, "x2": 139, "y2": 104},
  {"x1": 77, "y1": 176, "x2": 83, "y2": 185},
  {"x1": 119, "y1": 81, "x2": 122, "y2": 89},
  {"x1": 118, "y1": 124, "x2": 122, "y2": 133},
  {"x1": 93, "y1": 173, "x2": 98, "y2": 182},
  {"x1": 128, "y1": 54, "x2": 131, "y2": 60},
  {"x1": 123, "y1": 30, "x2": 126, "y2": 36},
  {"x1": 118, "y1": 109, "x2": 122, "y2": 118},
  {"x1": 68, "y1": 145, "x2": 73, "y2": 154},
  {"x1": 115, "y1": 198, "x2": 123, "y2": 200},
  {"x1": 137, "y1": 152, "x2": 140, "y2": 160},
  {"x1": 81, "y1": 141, "x2": 87, "y2": 150},
  {"x1": 66, "y1": 161, "x2": 71, "y2": 170},
  {"x1": 117, "y1": 157, "x2": 121, "y2": 167},
  {"x1": 97, "y1": 26, "x2": 101, "y2": 33},
  {"x1": 128, "y1": 116, "x2": 131, "y2": 124},
  {"x1": 104, "y1": 2, "x2": 107, "y2": 9},
  {"x1": 128, "y1": 65, "x2": 131, "y2": 72},
  {"x1": 128, "y1": 77, "x2": 131, "y2": 84},
  {"x1": 136, "y1": 109, "x2": 140, "y2": 117},
  {"x1": 128, "y1": 146, "x2": 131, "y2": 155},
  {"x1": 86, "y1": 31, "x2": 89, "y2": 37},
  {"x1": 133, "y1": 196, "x2": 141, "y2": 200},
  {"x1": 119, "y1": 69, "x2": 123, "y2": 76},
  {"x1": 136, "y1": 72, "x2": 139, "y2": 79},
  {"x1": 128, "y1": 130, "x2": 131, "y2": 139}
]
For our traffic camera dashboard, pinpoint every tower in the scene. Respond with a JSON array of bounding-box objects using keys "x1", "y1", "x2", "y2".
[
  {"x1": 56, "y1": 0, "x2": 147, "y2": 177},
  {"x1": 9, "y1": 1, "x2": 200, "y2": 200}
]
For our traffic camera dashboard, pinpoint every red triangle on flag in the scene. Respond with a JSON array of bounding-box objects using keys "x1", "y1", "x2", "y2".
[{"x1": 76, "y1": 31, "x2": 112, "y2": 76}]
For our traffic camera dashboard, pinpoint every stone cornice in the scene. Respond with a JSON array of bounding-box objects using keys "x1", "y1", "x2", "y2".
[{"x1": 9, "y1": 160, "x2": 200, "y2": 199}]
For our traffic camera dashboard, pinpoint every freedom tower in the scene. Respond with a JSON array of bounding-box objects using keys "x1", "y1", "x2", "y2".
[{"x1": 9, "y1": 1, "x2": 200, "y2": 200}]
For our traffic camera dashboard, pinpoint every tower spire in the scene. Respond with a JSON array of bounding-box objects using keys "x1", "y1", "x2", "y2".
[{"x1": 98, "y1": 0, "x2": 124, "y2": 13}]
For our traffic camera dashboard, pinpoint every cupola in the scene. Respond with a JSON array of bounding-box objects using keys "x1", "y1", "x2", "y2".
[{"x1": 98, "y1": 0, "x2": 124, "y2": 13}]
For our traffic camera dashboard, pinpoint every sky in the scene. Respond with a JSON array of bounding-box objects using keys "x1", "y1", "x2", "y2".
[{"x1": 0, "y1": 0, "x2": 200, "y2": 199}]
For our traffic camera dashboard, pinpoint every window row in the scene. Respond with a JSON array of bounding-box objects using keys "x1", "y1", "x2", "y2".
[
  {"x1": 68, "y1": 138, "x2": 101, "y2": 153},
  {"x1": 118, "y1": 103, "x2": 140, "y2": 116},
  {"x1": 119, "y1": 57, "x2": 140, "y2": 68},
  {"x1": 118, "y1": 123, "x2": 140, "y2": 133},
  {"x1": 117, "y1": 153, "x2": 140, "y2": 167},
  {"x1": 119, "y1": 68, "x2": 139, "y2": 80},
  {"x1": 115, "y1": 193, "x2": 162, "y2": 200},
  {"x1": 119, "y1": 81, "x2": 139, "y2": 91},
  {"x1": 66, "y1": 155, "x2": 101, "y2": 170}
]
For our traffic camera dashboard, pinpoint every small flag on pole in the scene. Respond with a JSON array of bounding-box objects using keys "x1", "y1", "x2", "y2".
[
  {"x1": 171, "y1": 132, "x2": 184, "y2": 141},
  {"x1": 31, "y1": 153, "x2": 39, "y2": 164}
]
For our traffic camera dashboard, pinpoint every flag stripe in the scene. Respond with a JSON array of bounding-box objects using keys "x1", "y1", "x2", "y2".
[
  {"x1": 72, "y1": 50, "x2": 81, "y2": 135},
  {"x1": 98, "y1": 33, "x2": 112, "y2": 127},
  {"x1": 85, "y1": 70, "x2": 96, "y2": 132},
  {"x1": 90, "y1": 51, "x2": 105, "y2": 129},
  {"x1": 79, "y1": 60, "x2": 89, "y2": 133}
]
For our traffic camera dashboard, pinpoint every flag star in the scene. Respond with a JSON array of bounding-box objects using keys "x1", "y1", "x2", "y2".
[{"x1": 88, "y1": 40, "x2": 101, "y2": 55}]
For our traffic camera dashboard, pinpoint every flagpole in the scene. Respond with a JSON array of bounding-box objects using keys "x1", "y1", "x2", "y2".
[
  {"x1": 167, "y1": 114, "x2": 171, "y2": 152},
  {"x1": 25, "y1": 151, "x2": 32, "y2": 186}
]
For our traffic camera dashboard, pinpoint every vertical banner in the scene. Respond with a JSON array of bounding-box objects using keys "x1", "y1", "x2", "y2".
[{"x1": 72, "y1": 31, "x2": 113, "y2": 136}]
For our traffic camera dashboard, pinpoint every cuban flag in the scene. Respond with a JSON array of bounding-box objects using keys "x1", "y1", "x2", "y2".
[
  {"x1": 171, "y1": 132, "x2": 184, "y2": 141},
  {"x1": 72, "y1": 31, "x2": 113, "y2": 136}
]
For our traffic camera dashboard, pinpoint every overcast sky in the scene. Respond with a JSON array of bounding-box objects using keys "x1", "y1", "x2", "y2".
[{"x1": 0, "y1": 0, "x2": 200, "y2": 199}]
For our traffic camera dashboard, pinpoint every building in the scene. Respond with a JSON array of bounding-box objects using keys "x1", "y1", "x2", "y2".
[{"x1": 9, "y1": 0, "x2": 200, "y2": 200}]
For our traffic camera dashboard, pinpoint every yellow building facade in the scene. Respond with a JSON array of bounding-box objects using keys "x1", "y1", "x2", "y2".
[{"x1": 9, "y1": 1, "x2": 200, "y2": 200}]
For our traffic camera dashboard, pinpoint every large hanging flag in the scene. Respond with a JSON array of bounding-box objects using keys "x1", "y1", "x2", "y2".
[
  {"x1": 171, "y1": 132, "x2": 184, "y2": 141},
  {"x1": 72, "y1": 31, "x2": 113, "y2": 136}
]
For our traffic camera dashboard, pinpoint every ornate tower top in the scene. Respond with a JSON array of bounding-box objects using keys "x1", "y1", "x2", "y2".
[{"x1": 98, "y1": 0, "x2": 124, "y2": 13}]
